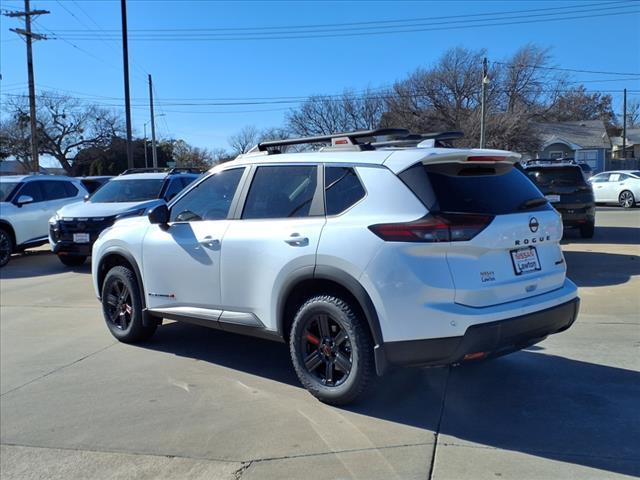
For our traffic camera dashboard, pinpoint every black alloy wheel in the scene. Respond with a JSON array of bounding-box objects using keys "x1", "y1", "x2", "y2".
[
  {"x1": 0, "y1": 229, "x2": 12, "y2": 267},
  {"x1": 301, "y1": 313, "x2": 353, "y2": 387},
  {"x1": 101, "y1": 265, "x2": 157, "y2": 343},
  {"x1": 104, "y1": 278, "x2": 134, "y2": 331}
]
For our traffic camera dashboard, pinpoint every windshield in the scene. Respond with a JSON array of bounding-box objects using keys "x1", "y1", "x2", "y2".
[
  {"x1": 525, "y1": 167, "x2": 586, "y2": 187},
  {"x1": 0, "y1": 182, "x2": 20, "y2": 202},
  {"x1": 90, "y1": 179, "x2": 164, "y2": 203}
]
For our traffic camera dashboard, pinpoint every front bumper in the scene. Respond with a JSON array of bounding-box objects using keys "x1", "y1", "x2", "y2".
[
  {"x1": 383, "y1": 297, "x2": 579, "y2": 367},
  {"x1": 51, "y1": 239, "x2": 95, "y2": 256}
]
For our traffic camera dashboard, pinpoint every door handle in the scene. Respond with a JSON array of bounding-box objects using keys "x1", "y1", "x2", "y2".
[
  {"x1": 199, "y1": 236, "x2": 220, "y2": 249},
  {"x1": 284, "y1": 233, "x2": 309, "y2": 247}
]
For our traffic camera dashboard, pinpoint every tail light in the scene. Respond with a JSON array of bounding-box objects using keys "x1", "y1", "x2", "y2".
[{"x1": 369, "y1": 213, "x2": 494, "y2": 242}]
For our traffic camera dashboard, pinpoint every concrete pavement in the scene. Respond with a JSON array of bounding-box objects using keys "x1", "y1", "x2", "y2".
[{"x1": 1, "y1": 208, "x2": 638, "y2": 479}]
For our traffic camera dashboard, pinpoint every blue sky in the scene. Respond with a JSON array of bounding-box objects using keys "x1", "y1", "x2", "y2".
[{"x1": 1, "y1": 0, "x2": 639, "y2": 156}]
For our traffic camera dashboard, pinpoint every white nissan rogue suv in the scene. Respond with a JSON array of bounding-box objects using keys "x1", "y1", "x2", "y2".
[{"x1": 91, "y1": 129, "x2": 579, "y2": 405}]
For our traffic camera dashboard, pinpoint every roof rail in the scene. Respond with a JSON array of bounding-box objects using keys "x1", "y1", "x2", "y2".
[
  {"x1": 253, "y1": 128, "x2": 410, "y2": 153},
  {"x1": 120, "y1": 167, "x2": 169, "y2": 175},
  {"x1": 168, "y1": 167, "x2": 204, "y2": 174}
]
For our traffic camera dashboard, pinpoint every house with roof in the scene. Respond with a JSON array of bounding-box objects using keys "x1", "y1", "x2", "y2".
[
  {"x1": 534, "y1": 120, "x2": 611, "y2": 173},
  {"x1": 610, "y1": 127, "x2": 640, "y2": 161}
]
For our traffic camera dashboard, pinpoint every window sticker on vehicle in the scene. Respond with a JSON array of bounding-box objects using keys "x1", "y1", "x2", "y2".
[{"x1": 510, "y1": 246, "x2": 541, "y2": 275}]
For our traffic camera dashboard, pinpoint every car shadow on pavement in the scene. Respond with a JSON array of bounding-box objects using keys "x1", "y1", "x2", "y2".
[
  {"x1": 564, "y1": 250, "x2": 640, "y2": 287},
  {"x1": 144, "y1": 323, "x2": 639, "y2": 477},
  {"x1": 562, "y1": 226, "x2": 640, "y2": 245},
  {"x1": 0, "y1": 251, "x2": 91, "y2": 279}
]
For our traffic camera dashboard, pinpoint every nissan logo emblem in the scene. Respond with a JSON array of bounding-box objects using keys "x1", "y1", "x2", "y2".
[{"x1": 529, "y1": 217, "x2": 539, "y2": 233}]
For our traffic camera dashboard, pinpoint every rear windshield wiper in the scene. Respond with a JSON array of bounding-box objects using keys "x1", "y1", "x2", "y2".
[{"x1": 518, "y1": 197, "x2": 548, "y2": 210}]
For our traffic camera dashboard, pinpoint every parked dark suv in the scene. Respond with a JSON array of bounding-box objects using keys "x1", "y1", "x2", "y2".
[
  {"x1": 524, "y1": 162, "x2": 595, "y2": 238},
  {"x1": 49, "y1": 168, "x2": 202, "y2": 266}
]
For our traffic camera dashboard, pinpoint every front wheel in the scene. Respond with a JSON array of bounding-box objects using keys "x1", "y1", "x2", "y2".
[
  {"x1": 619, "y1": 190, "x2": 636, "y2": 209},
  {"x1": 101, "y1": 265, "x2": 156, "y2": 343},
  {"x1": 0, "y1": 229, "x2": 13, "y2": 267},
  {"x1": 289, "y1": 295, "x2": 375, "y2": 405},
  {"x1": 58, "y1": 255, "x2": 87, "y2": 266}
]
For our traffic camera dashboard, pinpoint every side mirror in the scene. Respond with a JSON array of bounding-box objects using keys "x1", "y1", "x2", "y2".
[
  {"x1": 148, "y1": 203, "x2": 169, "y2": 225},
  {"x1": 16, "y1": 195, "x2": 34, "y2": 207},
  {"x1": 84, "y1": 194, "x2": 90, "y2": 202}
]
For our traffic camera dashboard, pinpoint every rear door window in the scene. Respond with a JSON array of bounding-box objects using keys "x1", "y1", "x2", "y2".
[
  {"x1": 400, "y1": 164, "x2": 550, "y2": 215},
  {"x1": 242, "y1": 165, "x2": 319, "y2": 219},
  {"x1": 325, "y1": 166, "x2": 366, "y2": 215}
]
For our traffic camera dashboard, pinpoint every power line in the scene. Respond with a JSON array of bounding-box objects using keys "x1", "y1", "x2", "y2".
[
  {"x1": 50, "y1": 1, "x2": 630, "y2": 33},
  {"x1": 52, "y1": 6, "x2": 640, "y2": 41},
  {"x1": 492, "y1": 61, "x2": 640, "y2": 77}
]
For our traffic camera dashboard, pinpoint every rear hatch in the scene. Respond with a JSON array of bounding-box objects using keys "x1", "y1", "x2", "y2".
[
  {"x1": 525, "y1": 166, "x2": 594, "y2": 208},
  {"x1": 395, "y1": 160, "x2": 566, "y2": 308}
]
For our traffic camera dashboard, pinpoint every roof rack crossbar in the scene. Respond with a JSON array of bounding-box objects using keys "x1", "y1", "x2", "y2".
[
  {"x1": 168, "y1": 167, "x2": 204, "y2": 174},
  {"x1": 255, "y1": 128, "x2": 410, "y2": 152}
]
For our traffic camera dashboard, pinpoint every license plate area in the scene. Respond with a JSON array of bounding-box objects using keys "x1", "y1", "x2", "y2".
[
  {"x1": 73, "y1": 233, "x2": 90, "y2": 243},
  {"x1": 510, "y1": 246, "x2": 541, "y2": 275},
  {"x1": 545, "y1": 194, "x2": 561, "y2": 203}
]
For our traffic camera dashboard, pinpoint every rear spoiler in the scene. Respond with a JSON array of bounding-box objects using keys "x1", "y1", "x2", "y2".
[{"x1": 384, "y1": 148, "x2": 521, "y2": 174}]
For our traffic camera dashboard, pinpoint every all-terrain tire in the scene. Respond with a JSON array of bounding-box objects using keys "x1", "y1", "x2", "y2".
[
  {"x1": 289, "y1": 295, "x2": 375, "y2": 405},
  {"x1": 101, "y1": 265, "x2": 157, "y2": 343}
]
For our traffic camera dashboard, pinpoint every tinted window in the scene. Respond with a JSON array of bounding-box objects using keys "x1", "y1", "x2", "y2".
[
  {"x1": 17, "y1": 182, "x2": 43, "y2": 203},
  {"x1": 242, "y1": 165, "x2": 318, "y2": 219},
  {"x1": 325, "y1": 167, "x2": 366, "y2": 215},
  {"x1": 590, "y1": 174, "x2": 608, "y2": 183},
  {"x1": 0, "y1": 182, "x2": 20, "y2": 202},
  {"x1": 170, "y1": 168, "x2": 244, "y2": 222},
  {"x1": 163, "y1": 178, "x2": 186, "y2": 201},
  {"x1": 90, "y1": 179, "x2": 164, "y2": 203},
  {"x1": 40, "y1": 181, "x2": 70, "y2": 200},
  {"x1": 63, "y1": 182, "x2": 79, "y2": 197},
  {"x1": 526, "y1": 167, "x2": 586, "y2": 187},
  {"x1": 400, "y1": 164, "x2": 549, "y2": 215}
]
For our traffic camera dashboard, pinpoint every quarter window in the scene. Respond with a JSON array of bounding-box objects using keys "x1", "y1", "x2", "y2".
[
  {"x1": 41, "y1": 180, "x2": 73, "y2": 200},
  {"x1": 325, "y1": 166, "x2": 366, "y2": 215},
  {"x1": 170, "y1": 168, "x2": 244, "y2": 222},
  {"x1": 242, "y1": 165, "x2": 318, "y2": 219}
]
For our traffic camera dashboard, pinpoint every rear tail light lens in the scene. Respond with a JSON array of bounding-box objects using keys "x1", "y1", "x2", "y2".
[{"x1": 369, "y1": 213, "x2": 494, "y2": 242}]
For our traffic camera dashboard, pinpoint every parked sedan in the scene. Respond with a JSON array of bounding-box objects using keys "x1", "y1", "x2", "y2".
[{"x1": 588, "y1": 170, "x2": 640, "y2": 208}]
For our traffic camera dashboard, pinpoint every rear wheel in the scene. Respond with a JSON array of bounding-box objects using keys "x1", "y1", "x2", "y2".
[
  {"x1": 0, "y1": 228, "x2": 13, "y2": 267},
  {"x1": 289, "y1": 295, "x2": 374, "y2": 405},
  {"x1": 101, "y1": 265, "x2": 156, "y2": 343},
  {"x1": 58, "y1": 255, "x2": 86, "y2": 266},
  {"x1": 579, "y1": 221, "x2": 595, "y2": 239},
  {"x1": 619, "y1": 190, "x2": 635, "y2": 209}
]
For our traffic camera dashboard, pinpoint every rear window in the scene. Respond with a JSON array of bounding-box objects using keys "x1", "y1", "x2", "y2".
[
  {"x1": 400, "y1": 164, "x2": 550, "y2": 215},
  {"x1": 525, "y1": 167, "x2": 587, "y2": 187}
]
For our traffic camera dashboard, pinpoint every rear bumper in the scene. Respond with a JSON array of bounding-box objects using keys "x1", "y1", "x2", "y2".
[
  {"x1": 555, "y1": 205, "x2": 595, "y2": 227},
  {"x1": 383, "y1": 297, "x2": 579, "y2": 367}
]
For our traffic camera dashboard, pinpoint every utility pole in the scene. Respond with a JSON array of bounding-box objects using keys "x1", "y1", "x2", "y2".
[
  {"x1": 5, "y1": 0, "x2": 49, "y2": 173},
  {"x1": 120, "y1": 0, "x2": 133, "y2": 169},
  {"x1": 148, "y1": 74, "x2": 158, "y2": 168},
  {"x1": 622, "y1": 88, "x2": 627, "y2": 160},
  {"x1": 480, "y1": 57, "x2": 488, "y2": 149}
]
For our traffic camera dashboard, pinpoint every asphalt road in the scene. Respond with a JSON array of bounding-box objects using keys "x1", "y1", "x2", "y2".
[{"x1": 1, "y1": 207, "x2": 639, "y2": 480}]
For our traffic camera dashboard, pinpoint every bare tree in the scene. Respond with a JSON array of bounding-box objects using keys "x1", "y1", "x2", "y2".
[
  {"x1": 2, "y1": 93, "x2": 123, "y2": 172},
  {"x1": 228, "y1": 125, "x2": 259, "y2": 154},
  {"x1": 624, "y1": 99, "x2": 640, "y2": 128},
  {"x1": 286, "y1": 88, "x2": 386, "y2": 137}
]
